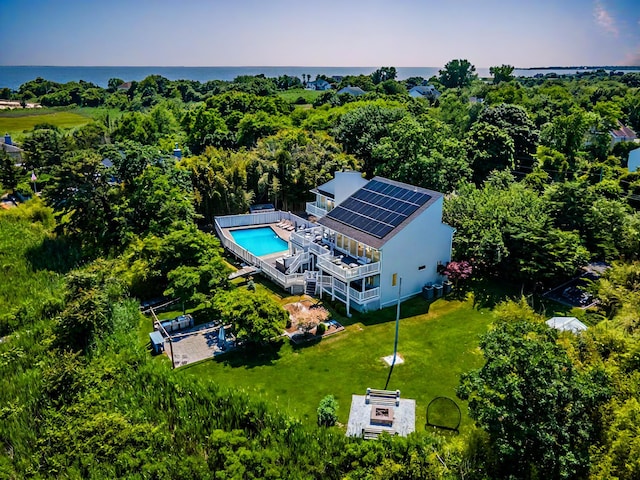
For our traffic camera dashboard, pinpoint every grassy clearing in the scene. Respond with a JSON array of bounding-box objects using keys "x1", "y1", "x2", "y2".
[
  {"x1": 0, "y1": 203, "x2": 70, "y2": 334},
  {"x1": 182, "y1": 291, "x2": 492, "y2": 431},
  {"x1": 0, "y1": 110, "x2": 91, "y2": 136},
  {"x1": 277, "y1": 88, "x2": 324, "y2": 104}
]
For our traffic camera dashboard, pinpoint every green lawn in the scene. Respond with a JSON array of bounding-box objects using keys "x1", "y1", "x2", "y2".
[
  {"x1": 277, "y1": 88, "x2": 324, "y2": 104},
  {"x1": 182, "y1": 294, "x2": 493, "y2": 431},
  {"x1": 0, "y1": 109, "x2": 92, "y2": 136}
]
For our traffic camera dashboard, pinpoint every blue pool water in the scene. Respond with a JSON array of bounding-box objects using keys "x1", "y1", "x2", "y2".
[{"x1": 230, "y1": 227, "x2": 289, "y2": 257}]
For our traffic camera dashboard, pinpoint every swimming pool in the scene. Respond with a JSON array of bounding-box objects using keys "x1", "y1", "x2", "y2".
[{"x1": 230, "y1": 226, "x2": 289, "y2": 257}]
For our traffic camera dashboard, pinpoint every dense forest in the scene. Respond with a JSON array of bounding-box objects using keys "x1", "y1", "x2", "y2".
[{"x1": 1, "y1": 62, "x2": 640, "y2": 478}]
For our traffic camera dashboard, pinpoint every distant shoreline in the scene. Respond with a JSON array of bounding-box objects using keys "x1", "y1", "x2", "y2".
[
  {"x1": 522, "y1": 65, "x2": 640, "y2": 70},
  {"x1": 1, "y1": 65, "x2": 638, "y2": 91}
]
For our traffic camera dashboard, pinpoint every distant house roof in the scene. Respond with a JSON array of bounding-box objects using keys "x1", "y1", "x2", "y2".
[
  {"x1": 469, "y1": 96, "x2": 485, "y2": 104},
  {"x1": 408, "y1": 85, "x2": 440, "y2": 99},
  {"x1": 117, "y1": 81, "x2": 133, "y2": 90},
  {"x1": 546, "y1": 317, "x2": 587, "y2": 333},
  {"x1": 1, "y1": 137, "x2": 23, "y2": 158},
  {"x1": 337, "y1": 86, "x2": 366, "y2": 96},
  {"x1": 318, "y1": 176, "x2": 443, "y2": 249},
  {"x1": 307, "y1": 79, "x2": 331, "y2": 90},
  {"x1": 610, "y1": 122, "x2": 637, "y2": 141}
]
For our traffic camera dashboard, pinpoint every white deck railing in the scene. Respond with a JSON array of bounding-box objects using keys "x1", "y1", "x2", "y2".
[
  {"x1": 317, "y1": 256, "x2": 381, "y2": 282},
  {"x1": 286, "y1": 251, "x2": 309, "y2": 274},
  {"x1": 214, "y1": 211, "x2": 312, "y2": 230},
  {"x1": 306, "y1": 202, "x2": 328, "y2": 218},
  {"x1": 319, "y1": 276, "x2": 380, "y2": 304}
]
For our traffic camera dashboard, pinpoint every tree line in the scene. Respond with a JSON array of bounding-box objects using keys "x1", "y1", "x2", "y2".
[{"x1": 1, "y1": 59, "x2": 640, "y2": 478}]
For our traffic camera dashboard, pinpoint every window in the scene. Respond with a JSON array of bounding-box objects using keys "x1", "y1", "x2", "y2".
[
  {"x1": 392, "y1": 273, "x2": 397, "y2": 286},
  {"x1": 418, "y1": 265, "x2": 426, "y2": 271}
]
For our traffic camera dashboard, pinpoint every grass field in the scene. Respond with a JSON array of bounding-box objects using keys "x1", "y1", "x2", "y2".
[
  {"x1": 181, "y1": 291, "x2": 493, "y2": 431},
  {"x1": 0, "y1": 110, "x2": 92, "y2": 136},
  {"x1": 0, "y1": 108, "x2": 106, "y2": 138},
  {"x1": 277, "y1": 88, "x2": 324, "y2": 104}
]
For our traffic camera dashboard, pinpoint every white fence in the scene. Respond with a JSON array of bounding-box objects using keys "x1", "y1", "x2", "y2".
[{"x1": 214, "y1": 212, "x2": 309, "y2": 292}]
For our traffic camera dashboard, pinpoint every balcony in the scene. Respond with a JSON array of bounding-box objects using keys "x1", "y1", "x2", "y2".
[
  {"x1": 317, "y1": 256, "x2": 380, "y2": 282},
  {"x1": 306, "y1": 202, "x2": 328, "y2": 219},
  {"x1": 321, "y1": 277, "x2": 380, "y2": 303}
]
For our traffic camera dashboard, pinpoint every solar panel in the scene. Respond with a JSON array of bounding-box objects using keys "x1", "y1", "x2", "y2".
[{"x1": 325, "y1": 179, "x2": 432, "y2": 239}]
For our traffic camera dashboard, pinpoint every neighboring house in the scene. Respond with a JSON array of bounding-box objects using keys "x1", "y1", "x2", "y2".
[
  {"x1": 337, "y1": 86, "x2": 366, "y2": 96},
  {"x1": 306, "y1": 79, "x2": 332, "y2": 91},
  {"x1": 469, "y1": 96, "x2": 485, "y2": 104},
  {"x1": 306, "y1": 170, "x2": 368, "y2": 219},
  {"x1": 610, "y1": 122, "x2": 638, "y2": 146},
  {"x1": 215, "y1": 174, "x2": 454, "y2": 315},
  {"x1": 1, "y1": 134, "x2": 23, "y2": 162},
  {"x1": 408, "y1": 85, "x2": 441, "y2": 101},
  {"x1": 628, "y1": 147, "x2": 640, "y2": 172},
  {"x1": 117, "y1": 81, "x2": 133, "y2": 92}
]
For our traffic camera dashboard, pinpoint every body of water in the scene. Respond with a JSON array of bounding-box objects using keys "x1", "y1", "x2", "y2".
[{"x1": 0, "y1": 65, "x2": 634, "y2": 91}]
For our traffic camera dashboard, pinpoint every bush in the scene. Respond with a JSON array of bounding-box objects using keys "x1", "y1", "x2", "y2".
[
  {"x1": 316, "y1": 322, "x2": 326, "y2": 336},
  {"x1": 317, "y1": 394, "x2": 338, "y2": 426}
]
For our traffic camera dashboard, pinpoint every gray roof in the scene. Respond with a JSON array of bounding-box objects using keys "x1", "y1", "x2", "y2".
[
  {"x1": 546, "y1": 317, "x2": 587, "y2": 333},
  {"x1": 317, "y1": 176, "x2": 443, "y2": 249},
  {"x1": 338, "y1": 86, "x2": 366, "y2": 96},
  {"x1": 1, "y1": 142, "x2": 23, "y2": 154},
  {"x1": 409, "y1": 85, "x2": 440, "y2": 97}
]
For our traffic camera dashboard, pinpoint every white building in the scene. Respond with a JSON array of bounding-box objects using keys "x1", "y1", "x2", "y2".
[{"x1": 215, "y1": 174, "x2": 454, "y2": 314}]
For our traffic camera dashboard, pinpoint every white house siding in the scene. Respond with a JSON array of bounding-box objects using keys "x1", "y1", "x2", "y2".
[
  {"x1": 378, "y1": 196, "x2": 453, "y2": 308},
  {"x1": 332, "y1": 171, "x2": 368, "y2": 206}
]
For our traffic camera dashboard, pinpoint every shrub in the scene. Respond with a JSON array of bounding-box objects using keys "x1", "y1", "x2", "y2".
[
  {"x1": 316, "y1": 322, "x2": 326, "y2": 336},
  {"x1": 317, "y1": 394, "x2": 338, "y2": 427}
]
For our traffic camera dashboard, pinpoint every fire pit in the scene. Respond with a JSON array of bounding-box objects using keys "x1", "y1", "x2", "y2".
[{"x1": 370, "y1": 406, "x2": 394, "y2": 426}]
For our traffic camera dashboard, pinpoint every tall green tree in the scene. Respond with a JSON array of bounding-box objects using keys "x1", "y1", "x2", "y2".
[
  {"x1": 212, "y1": 289, "x2": 288, "y2": 346},
  {"x1": 438, "y1": 59, "x2": 477, "y2": 89},
  {"x1": 458, "y1": 316, "x2": 610, "y2": 479},
  {"x1": 465, "y1": 122, "x2": 515, "y2": 183},
  {"x1": 333, "y1": 102, "x2": 406, "y2": 177},
  {"x1": 0, "y1": 149, "x2": 21, "y2": 192},
  {"x1": 489, "y1": 64, "x2": 515, "y2": 84},
  {"x1": 371, "y1": 66, "x2": 398, "y2": 85},
  {"x1": 44, "y1": 150, "x2": 121, "y2": 253}
]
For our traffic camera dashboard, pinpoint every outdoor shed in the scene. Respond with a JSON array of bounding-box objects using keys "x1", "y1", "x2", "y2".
[{"x1": 149, "y1": 331, "x2": 165, "y2": 354}]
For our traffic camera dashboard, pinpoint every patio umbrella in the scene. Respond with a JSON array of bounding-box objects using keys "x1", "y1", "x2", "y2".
[{"x1": 218, "y1": 325, "x2": 226, "y2": 348}]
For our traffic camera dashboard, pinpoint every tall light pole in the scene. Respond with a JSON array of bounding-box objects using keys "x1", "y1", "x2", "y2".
[{"x1": 392, "y1": 277, "x2": 402, "y2": 367}]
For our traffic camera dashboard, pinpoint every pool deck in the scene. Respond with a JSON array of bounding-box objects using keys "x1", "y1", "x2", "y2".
[{"x1": 221, "y1": 222, "x2": 293, "y2": 267}]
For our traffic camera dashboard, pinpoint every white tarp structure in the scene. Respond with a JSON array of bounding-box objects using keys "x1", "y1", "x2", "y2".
[
  {"x1": 546, "y1": 316, "x2": 587, "y2": 333},
  {"x1": 628, "y1": 148, "x2": 640, "y2": 173}
]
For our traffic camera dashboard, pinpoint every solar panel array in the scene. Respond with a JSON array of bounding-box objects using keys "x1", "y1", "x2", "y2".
[{"x1": 326, "y1": 180, "x2": 431, "y2": 239}]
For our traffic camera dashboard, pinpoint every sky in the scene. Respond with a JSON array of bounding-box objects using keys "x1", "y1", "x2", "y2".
[{"x1": 1, "y1": 0, "x2": 639, "y2": 67}]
